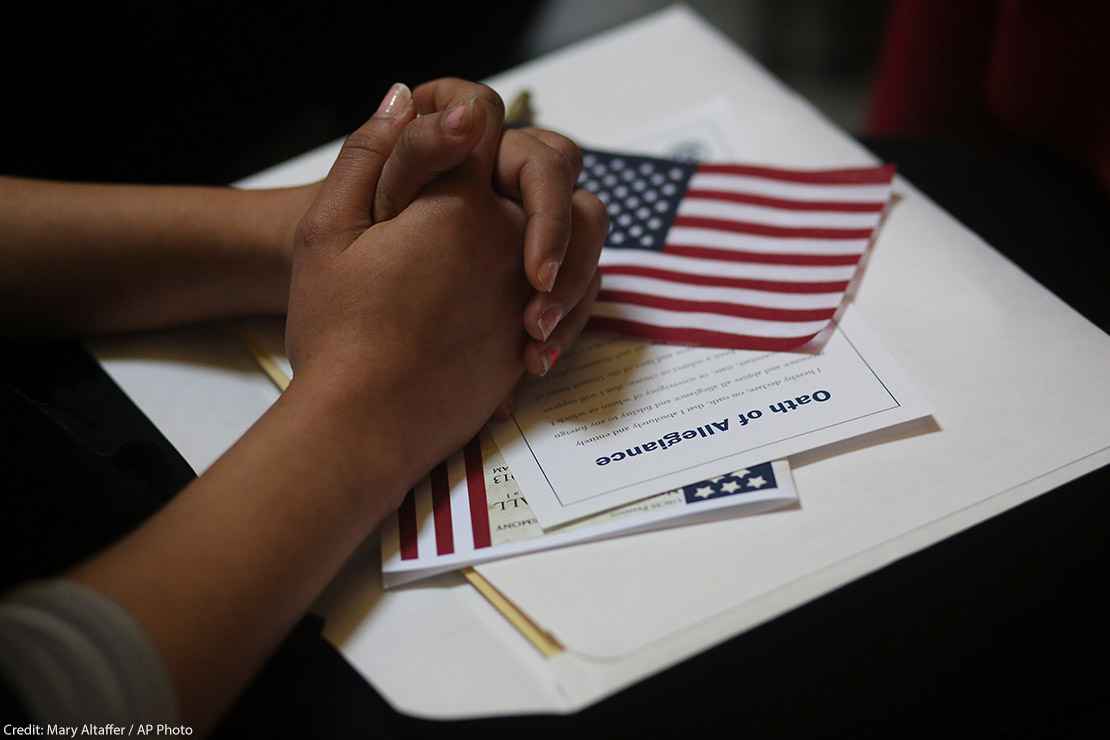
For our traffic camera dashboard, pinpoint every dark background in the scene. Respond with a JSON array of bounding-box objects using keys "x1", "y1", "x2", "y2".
[
  {"x1": 3, "y1": 3, "x2": 540, "y2": 184},
  {"x1": 3, "y1": 2, "x2": 1108, "y2": 737},
  {"x1": 3, "y1": 1, "x2": 893, "y2": 186}
]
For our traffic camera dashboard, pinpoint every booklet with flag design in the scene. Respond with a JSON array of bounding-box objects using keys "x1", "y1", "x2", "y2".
[
  {"x1": 239, "y1": 320, "x2": 796, "y2": 589},
  {"x1": 380, "y1": 431, "x2": 796, "y2": 587}
]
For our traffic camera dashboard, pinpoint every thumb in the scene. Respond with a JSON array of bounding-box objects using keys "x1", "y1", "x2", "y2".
[
  {"x1": 412, "y1": 80, "x2": 506, "y2": 182},
  {"x1": 373, "y1": 98, "x2": 486, "y2": 222},
  {"x1": 308, "y1": 83, "x2": 415, "y2": 248}
]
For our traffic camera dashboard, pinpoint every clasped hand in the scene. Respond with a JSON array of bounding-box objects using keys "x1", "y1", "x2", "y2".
[{"x1": 285, "y1": 79, "x2": 606, "y2": 496}]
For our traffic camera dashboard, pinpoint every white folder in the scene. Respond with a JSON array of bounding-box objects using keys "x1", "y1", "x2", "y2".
[{"x1": 92, "y1": 7, "x2": 1110, "y2": 717}]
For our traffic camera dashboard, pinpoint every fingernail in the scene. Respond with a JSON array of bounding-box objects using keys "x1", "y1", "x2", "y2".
[
  {"x1": 537, "y1": 305, "x2": 563, "y2": 341},
  {"x1": 375, "y1": 82, "x2": 411, "y2": 118},
  {"x1": 543, "y1": 345, "x2": 561, "y2": 375},
  {"x1": 538, "y1": 259, "x2": 561, "y2": 292},
  {"x1": 443, "y1": 99, "x2": 474, "y2": 133}
]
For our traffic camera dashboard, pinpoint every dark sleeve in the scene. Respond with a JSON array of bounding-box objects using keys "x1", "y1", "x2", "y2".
[{"x1": 0, "y1": 676, "x2": 31, "y2": 723}]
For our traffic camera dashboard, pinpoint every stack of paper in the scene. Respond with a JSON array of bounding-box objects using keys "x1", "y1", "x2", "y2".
[
  {"x1": 247, "y1": 147, "x2": 931, "y2": 588},
  {"x1": 376, "y1": 305, "x2": 929, "y2": 584},
  {"x1": 245, "y1": 326, "x2": 802, "y2": 587},
  {"x1": 370, "y1": 143, "x2": 930, "y2": 584},
  {"x1": 381, "y1": 433, "x2": 795, "y2": 586}
]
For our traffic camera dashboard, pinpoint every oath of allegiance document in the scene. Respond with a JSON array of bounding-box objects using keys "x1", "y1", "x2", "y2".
[{"x1": 491, "y1": 307, "x2": 931, "y2": 526}]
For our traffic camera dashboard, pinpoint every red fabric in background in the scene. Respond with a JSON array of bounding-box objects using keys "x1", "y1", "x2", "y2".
[{"x1": 868, "y1": 1, "x2": 1110, "y2": 192}]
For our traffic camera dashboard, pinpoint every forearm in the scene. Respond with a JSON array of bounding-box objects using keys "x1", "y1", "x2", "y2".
[
  {"x1": 70, "y1": 378, "x2": 401, "y2": 731},
  {"x1": 0, "y1": 177, "x2": 313, "y2": 335}
]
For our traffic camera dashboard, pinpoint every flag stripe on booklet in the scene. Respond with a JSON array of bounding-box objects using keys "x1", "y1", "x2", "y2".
[
  {"x1": 430, "y1": 464, "x2": 454, "y2": 555},
  {"x1": 579, "y1": 149, "x2": 895, "y2": 350},
  {"x1": 397, "y1": 490, "x2": 418, "y2": 560},
  {"x1": 464, "y1": 437, "x2": 492, "y2": 549},
  {"x1": 398, "y1": 437, "x2": 491, "y2": 560}
]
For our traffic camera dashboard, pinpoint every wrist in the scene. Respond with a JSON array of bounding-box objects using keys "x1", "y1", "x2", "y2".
[
  {"x1": 269, "y1": 183, "x2": 320, "y2": 270},
  {"x1": 279, "y1": 370, "x2": 411, "y2": 520},
  {"x1": 237, "y1": 183, "x2": 320, "y2": 315}
]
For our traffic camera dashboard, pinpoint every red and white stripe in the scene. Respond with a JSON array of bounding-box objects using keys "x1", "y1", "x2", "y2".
[
  {"x1": 391, "y1": 437, "x2": 491, "y2": 563},
  {"x1": 592, "y1": 163, "x2": 895, "y2": 351}
]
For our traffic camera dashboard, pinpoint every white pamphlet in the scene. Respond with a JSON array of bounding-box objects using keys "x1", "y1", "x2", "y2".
[{"x1": 380, "y1": 432, "x2": 796, "y2": 587}]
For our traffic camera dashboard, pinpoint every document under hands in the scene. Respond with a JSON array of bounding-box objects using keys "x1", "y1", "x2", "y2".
[
  {"x1": 242, "y1": 319, "x2": 798, "y2": 587},
  {"x1": 246, "y1": 297, "x2": 927, "y2": 573},
  {"x1": 491, "y1": 308, "x2": 929, "y2": 526},
  {"x1": 241, "y1": 320, "x2": 797, "y2": 587}
]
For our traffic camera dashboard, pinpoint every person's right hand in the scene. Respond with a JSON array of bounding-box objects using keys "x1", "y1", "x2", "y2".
[{"x1": 284, "y1": 83, "x2": 535, "y2": 501}]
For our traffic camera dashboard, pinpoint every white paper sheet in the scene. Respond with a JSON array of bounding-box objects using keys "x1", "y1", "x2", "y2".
[{"x1": 493, "y1": 308, "x2": 930, "y2": 526}]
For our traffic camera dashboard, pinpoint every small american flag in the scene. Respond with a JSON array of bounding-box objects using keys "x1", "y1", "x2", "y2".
[{"x1": 578, "y1": 149, "x2": 896, "y2": 351}]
